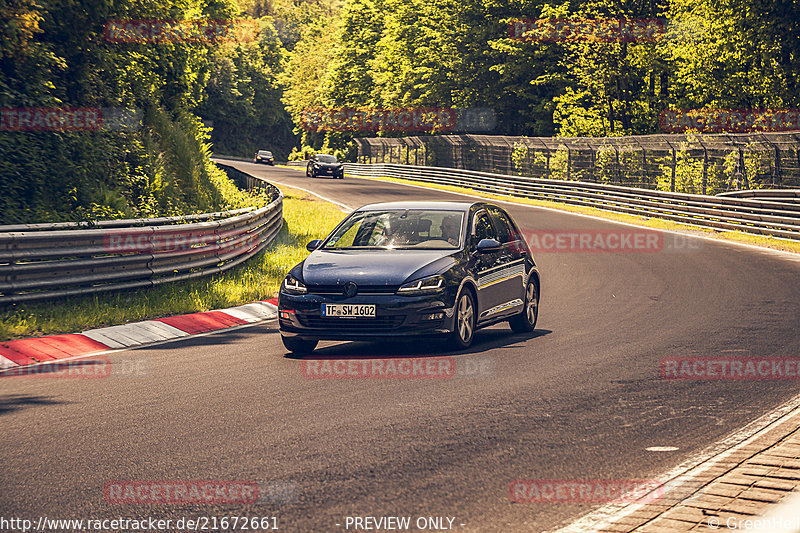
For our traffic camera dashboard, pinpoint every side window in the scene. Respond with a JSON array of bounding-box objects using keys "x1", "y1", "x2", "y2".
[
  {"x1": 488, "y1": 207, "x2": 513, "y2": 244},
  {"x1": 472, "y1": 212, "x2": 496, "y2": 242}
]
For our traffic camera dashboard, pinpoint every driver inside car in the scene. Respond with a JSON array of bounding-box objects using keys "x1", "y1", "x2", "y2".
[{"x1": 440, "y1": 215, "x2": 461, "y2": 246}]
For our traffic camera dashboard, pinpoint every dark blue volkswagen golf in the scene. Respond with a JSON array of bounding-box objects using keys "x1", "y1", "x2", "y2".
[{"x1": 278, "y1": 201, "x2": 540, "y2": 354}]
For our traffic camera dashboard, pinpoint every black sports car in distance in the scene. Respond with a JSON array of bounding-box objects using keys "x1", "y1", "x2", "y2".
[
  {"x1": 278, "y1": 201, "x2": 540, "y2": 354},
  {"x1": 306, "y1": 154, "x2": 344, "y2": 179},
  {"x1": 254, "y1": 150, "x2": 274, "y2": 165}
]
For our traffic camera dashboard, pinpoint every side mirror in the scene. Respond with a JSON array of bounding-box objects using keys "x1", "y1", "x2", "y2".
[
  {"x1": 476, "y1": 238, "x2": 502, "y2": 253},
  {"x1": 306, "y1": 239, "x2": 322, "y2": 252}
]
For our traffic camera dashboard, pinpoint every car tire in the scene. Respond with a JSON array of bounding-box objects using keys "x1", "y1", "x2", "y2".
[
  {"x1": 449, "y1": 289, "x2": 476, "y2": 350},
  {"x1": 509, "y1": 279, "x2": 538, "y2": 333},
  {"x1": 306, "y1": 166, "x2": 311, "y2": 177},
  {"x1": 282, "y1": 336, "x2": 318, "y2": 354}
]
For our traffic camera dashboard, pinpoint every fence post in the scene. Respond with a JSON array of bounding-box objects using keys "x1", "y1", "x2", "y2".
[
  {"x1": 738, "y1": 147, "x2": 747, "y2": 189},
  {"x1": 773, "y1": 145, "x2": 781, "y2": 188},
  {"x1": 614, "y1": 146, "x2": 620, "y2": 184},
  {"x1": 590, "y1": 149, "x2": 596, "y2": 182},
  {"x1": 702, "y1": 148, "x2": 708, "y2": 195},
  {"x1": 546, "y1": 150, "x2": 551, "y2": 178},
  {"x1": 671, "y1": 147, "x2": 676, "y2": 192},
  {"x1": 566, "y1": 147, "x2": 571, "y2": 180},
  {"x1": 641, "y1": 146, "x2": 647, "y2": 188}
]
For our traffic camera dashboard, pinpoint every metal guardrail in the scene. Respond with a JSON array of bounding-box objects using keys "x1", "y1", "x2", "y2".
[
  {"x1": 0, "y1": 167, "x2": 283, "y2": 304},
  {"x1": 343, "y1": 163, "x2": 800, "y2": 241},
  {"x1": 211, "y1": 154, "x2": 254, "y2": 162},
  {"x1": 0, "y1": 208, "x2": 257, "y2": 233},
  {"x1": 717, "y1": 189, "x2": 800, "y2": 200}
]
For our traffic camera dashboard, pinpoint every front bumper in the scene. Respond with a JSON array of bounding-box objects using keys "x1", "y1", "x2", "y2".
[
  {"x1": 313, "y1": 166, "x2": 343, "y2": 175},
  {"x1": 278, "y1": 291, "x2": 456, "y2": 341}
]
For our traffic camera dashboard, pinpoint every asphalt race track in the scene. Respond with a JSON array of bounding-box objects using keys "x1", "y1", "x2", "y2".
[{"x1": 2, "y1": 161, "x2": 800, "y2": 532}]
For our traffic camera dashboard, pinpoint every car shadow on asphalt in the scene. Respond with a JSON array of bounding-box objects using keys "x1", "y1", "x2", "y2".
[
  {"x1": 283, "y1": 328, "x2": 552, "y2": 360},
  {"x1": 0, "y1": 394, "x2": 66, "y2": 416}
]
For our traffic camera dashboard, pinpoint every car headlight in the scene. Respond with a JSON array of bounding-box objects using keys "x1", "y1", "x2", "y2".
[
  {"x1": 283, "y1": 275, "x2": 307, "y2": 295},
  {"x1": 397, "y1": 275, "x2": 444, "y2": 295}
]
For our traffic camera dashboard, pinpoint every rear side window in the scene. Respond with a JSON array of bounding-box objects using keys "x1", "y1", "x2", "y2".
[{"x1": 488, "y1": 206, "x2": 514, "y2": 243}]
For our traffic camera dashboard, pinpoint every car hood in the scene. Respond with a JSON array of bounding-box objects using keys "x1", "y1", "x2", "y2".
[{"x1": 301, "y1": 249, "x2": 456, "y2": 287}]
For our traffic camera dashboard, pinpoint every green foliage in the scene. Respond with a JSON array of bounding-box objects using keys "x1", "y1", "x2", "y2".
[
  {"x1": 2, "y1": 0, "x2": 797, "y2": 221},
  {"x1": 196, "y1": 17, "x2": 296, "y2": 160},
  {"x1": 0, "y1": 0, "x2": 274, "y2": 224},
  {"x1": 512, "y1": 142, "x2": 529, "y2": 175},
  {"x1": 280, "y1": 0, "x2": 797, "y2": 145}
]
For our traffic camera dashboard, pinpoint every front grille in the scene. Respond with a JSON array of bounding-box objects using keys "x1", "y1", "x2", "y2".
[
  {"x1": 297, "y1": 315, "x2": 405, "y2": 330},
  {"x1": 307, "y1": 285, "x2": 399, "y2": 295}
]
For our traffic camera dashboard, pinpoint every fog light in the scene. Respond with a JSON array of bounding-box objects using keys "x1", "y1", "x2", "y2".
[
  {"x1": 425, "y1": 312, "x2": 445, "y2": 320},
  {"x1": 280, "y1": 309, "x2": 295, "y2": 320}
]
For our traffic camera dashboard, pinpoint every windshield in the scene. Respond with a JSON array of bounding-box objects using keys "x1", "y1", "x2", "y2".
[
  {"x1": 258, "y1": 151, "x2": 272, "y2": 156},
  {"x1": 324, "y1": 210, "x2": 464, "y2": 249},
  {"x1": 316, "y1": 155, "x2": 338, "y2": 163}
]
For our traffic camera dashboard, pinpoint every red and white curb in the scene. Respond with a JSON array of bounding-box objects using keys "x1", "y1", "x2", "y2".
[{"x1": 0, "y1": 299, "x2": 278, "y2": 370}]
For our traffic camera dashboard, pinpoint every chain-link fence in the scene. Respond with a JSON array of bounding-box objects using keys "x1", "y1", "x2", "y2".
[{"x1": 353, "y1": 133, "x2": 800, "y2": 195}]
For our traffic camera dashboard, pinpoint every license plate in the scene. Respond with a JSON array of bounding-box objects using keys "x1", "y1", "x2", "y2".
[{"x1": 322, "y1": 304, "x2": 376, "y2": 317}]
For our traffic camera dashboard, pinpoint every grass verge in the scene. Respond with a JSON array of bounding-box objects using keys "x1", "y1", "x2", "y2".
[
  {"x1": 0, "y1": 186, "x2": 346, "y2": 341},
  {"x1": 346, "y1": 172, "x2": 800, "y2": 255}
]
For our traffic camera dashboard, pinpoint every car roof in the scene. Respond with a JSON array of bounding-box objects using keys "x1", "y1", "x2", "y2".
[
  {"x1": 356, "y1": 201, "x2": 481, "y2": 212},
  {"x1": 258, "y1": 150, "x2": 271, "y2": 153}
]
